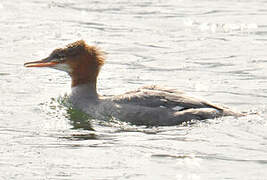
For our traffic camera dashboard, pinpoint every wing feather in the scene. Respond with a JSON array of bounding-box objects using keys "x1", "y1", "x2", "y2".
[{"x1": 112, "y1": 85, "x2": 224, "y2": 111}]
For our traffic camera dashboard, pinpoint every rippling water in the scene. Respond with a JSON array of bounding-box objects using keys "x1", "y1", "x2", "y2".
[{"x1": 0, "y1": 0, "x2": 267, "y2": 179}]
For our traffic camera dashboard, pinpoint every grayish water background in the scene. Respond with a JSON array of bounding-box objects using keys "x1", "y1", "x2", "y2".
[{"x1": 0, "y1": 0, "x2": 267, "y2": 179}]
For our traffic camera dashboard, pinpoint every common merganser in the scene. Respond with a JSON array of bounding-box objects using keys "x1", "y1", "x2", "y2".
[{"x1": 24, "y1": 40, "x2": 242, "y2": 126}]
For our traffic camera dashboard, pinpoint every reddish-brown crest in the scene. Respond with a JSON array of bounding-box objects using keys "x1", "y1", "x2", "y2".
[{"x1": 63, "y1": 40, "x2": 105, "y2": 87}]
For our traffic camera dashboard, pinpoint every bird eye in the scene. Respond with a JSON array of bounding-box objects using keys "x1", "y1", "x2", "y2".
[
  {"x1": 53, "y1": 54, "x2": 59, "y2": 59},
  {"x1": 53, "y1": 53, "x2": 65, "y2": 60}
]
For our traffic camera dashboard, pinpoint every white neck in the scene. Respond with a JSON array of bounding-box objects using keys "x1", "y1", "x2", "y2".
[
  {"x1": 71, "y1": 83, "x2": 98, "y2": 98},
  {"x1": 69, "y1": 83, "x2": 99, "y2": 109}
]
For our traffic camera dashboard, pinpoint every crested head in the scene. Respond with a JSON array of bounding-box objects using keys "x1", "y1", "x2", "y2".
[
  {"x1": 25, "y1": 40, "x2": 106, "y2": 88},
  {"x1": 50, "y1": 40, "x2": 105, "y2": 72},
  {"x1": 63, "y1": 40, "x2": 105, "y2": 67}
]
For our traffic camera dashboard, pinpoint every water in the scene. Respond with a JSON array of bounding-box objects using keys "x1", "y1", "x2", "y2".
[{"x1": 0, "y1": 0, "x2": 267, "y2": 179}]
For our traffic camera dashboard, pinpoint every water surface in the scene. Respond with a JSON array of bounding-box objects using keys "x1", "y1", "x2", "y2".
[{"x1": 0, "y1": 0, "x2": 267, "y2": 179}]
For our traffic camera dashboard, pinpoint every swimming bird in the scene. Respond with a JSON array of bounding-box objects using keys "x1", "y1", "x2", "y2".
[{"x1": 24, "y1": 40, "x2": 242, "y2": 126}]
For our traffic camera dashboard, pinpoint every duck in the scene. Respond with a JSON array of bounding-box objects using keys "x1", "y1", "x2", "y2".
[{"x1": 24, "y1": 40, "x2": 242, "y2": 126}]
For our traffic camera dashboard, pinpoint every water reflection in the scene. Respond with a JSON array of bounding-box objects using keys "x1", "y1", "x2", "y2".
[
  {"x1": 66, "y1": 108, "x2": 94, "y2": 131},
  {"x1": 41, "y1": 95, "x2": 94, "y2": 131},
  {"x1": 61, "y1": 132, "x2": 98, "y2": 141}
]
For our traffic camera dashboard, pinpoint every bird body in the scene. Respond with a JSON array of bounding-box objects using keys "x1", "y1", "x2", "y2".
[{"x1": 25, "y1": 40, "x2": 242, "y2": 126}]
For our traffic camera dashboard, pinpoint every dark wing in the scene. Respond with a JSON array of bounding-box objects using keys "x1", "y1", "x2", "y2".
[{"x1": 112, "y1": 85, "x2": 224, "y2": 111}]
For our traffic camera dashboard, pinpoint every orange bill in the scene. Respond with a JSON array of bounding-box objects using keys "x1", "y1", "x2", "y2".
[{"x1": 24, "y1": 60, "x2": 60, "y2": 68}]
